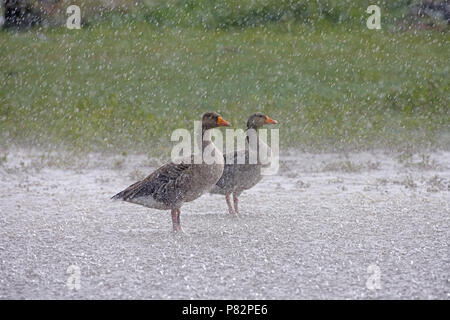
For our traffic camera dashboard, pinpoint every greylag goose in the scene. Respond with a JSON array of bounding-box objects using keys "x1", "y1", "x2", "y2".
[
  {"x1": 112, "y1": 112, "x2": 231, "y2": 232},
  {"x1": 210, "y1": 113, "x2": 278, "y2": 215}
]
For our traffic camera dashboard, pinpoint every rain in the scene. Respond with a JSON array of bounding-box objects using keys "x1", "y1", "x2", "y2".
[{"x1": 0, "y1": 1, "x2": 449, "y2": 299}]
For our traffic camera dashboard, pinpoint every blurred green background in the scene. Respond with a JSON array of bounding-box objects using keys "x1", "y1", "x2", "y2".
[{"x1": 0, "y1": 0, "x2": 449, "y2": 155}]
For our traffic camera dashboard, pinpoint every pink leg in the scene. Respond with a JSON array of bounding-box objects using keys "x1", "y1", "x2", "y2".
[
  {"x1": 225, "y1": 193, "x2": 235, "y2": 215},
  {"x1": 233, "y1": 193, "x2": 239, "y2": 215},
  {"x1": 171, "y1": 208, "x2": 183, "y2": 232}
]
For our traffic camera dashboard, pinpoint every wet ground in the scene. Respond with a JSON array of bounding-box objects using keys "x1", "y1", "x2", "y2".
[{"x1": 0, "y1": 148, "x2": 449, "y2": 299}]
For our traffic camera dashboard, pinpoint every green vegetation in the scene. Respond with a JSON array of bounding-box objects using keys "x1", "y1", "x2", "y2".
[
  {"x1": 0, "y1": 1, "x2": 449, "y2": 155},
  {"x1": 142, "y1": 0, "x2": 414, "y2": 28}
]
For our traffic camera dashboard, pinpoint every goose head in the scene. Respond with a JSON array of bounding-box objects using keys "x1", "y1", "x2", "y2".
[
  {"x1": 246, "y1": 112, "x2": 278, "y2": 130},
  {"x1": 202, "y1": 112, "x2": 231, "y2": 130}
]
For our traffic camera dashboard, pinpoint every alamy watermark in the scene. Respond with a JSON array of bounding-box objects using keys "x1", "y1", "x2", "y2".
[
  {"x1": 66, "y1": 264, "x2": 81, "y2": 290},
  {"x1": 366, "y1": 5, "x2": 381, "y2": 30},
  {"x1": 170, "y1": 121, "x2": 279, "y2": 176},
  {"x1": 66, "y1": 5, "x2": 81, "y2": 30},
  {"x1": 366, "y1": 264, "x2": 382, "y2": 290}
]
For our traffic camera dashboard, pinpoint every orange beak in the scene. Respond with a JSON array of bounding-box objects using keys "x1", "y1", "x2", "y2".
[
  {"x1": 265, "y1": 116, "x2": 278, "y2": 124},
  {"x1": 217, "y1": 116, "x2": 231, "y2": 127}
]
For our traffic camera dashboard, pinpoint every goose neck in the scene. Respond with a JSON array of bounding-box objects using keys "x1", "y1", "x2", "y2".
[{"x1": 202, "y1": 128, "x2": 213, "y2": 143}]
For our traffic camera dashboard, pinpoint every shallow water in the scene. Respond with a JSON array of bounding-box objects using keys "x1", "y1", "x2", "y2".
[{"x1": 0, "y1": 148, "x2": 449, "y2": 299}]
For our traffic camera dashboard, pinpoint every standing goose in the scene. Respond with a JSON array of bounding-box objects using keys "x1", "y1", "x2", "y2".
[
  {"x1": 112, "y1": 112, "x2": 231, "y2": 232},
  {"x1": 210, "y1": 112, "x2": 278, "y2": 215}
]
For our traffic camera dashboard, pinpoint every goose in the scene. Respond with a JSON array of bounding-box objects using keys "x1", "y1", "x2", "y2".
[
  {"x1": 210, "y1": 113, "x2": 278, "y2": 215},
  {"x1": 112, "y1": 112, "x2": 231, "y2": 232}
]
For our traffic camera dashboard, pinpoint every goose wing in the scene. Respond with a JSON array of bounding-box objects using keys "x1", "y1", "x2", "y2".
[
  {"x1": 214, "y1": 150, "x2": 250, "y2": 189},
  {"x1": 112, "y1": 161, "x2": 191, "y2": 206}
]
